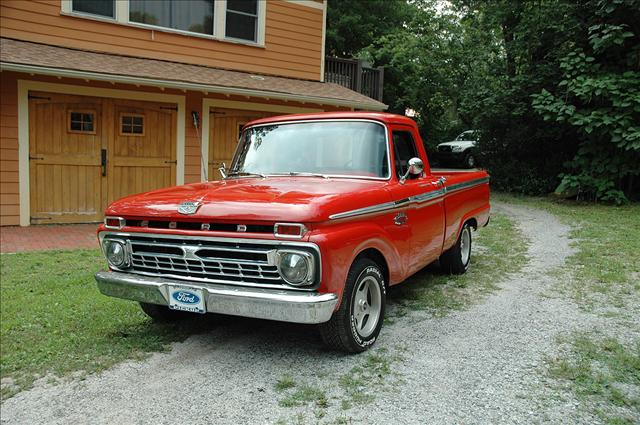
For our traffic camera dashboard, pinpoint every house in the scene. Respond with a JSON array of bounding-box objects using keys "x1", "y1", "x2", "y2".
[{"x1": 0, "y1": 0, "x2": 386, "y2": 227}]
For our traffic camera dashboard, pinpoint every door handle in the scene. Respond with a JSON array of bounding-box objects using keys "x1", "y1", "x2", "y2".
[
  {"x1": 101, "y1": 149, "x2": 107, "y2": 176},
  {"x1": 29, "y1": 155, "x2": 44, "y2": 160},
  {"x1": 164, "y1": 160, "x2": 177, "y2": 164}
]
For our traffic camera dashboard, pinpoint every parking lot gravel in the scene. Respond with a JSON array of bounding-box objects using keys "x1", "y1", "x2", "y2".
[{"x1": 0, "y1": 202, "x2": 613, "y2": 424}]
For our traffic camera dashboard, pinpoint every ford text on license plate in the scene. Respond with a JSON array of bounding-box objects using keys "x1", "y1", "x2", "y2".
[{"x1": 168, "y1": 286, "x2": 205, "y2": 314}]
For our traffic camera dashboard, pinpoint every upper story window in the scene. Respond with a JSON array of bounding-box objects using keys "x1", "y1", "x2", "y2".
[
  {"x1": 63, "y1": 0, "x2": 267, "y2": 46},
  {"x1": 226, "y1": 0, "x2": 258, "y2": 42},
  {"x1": 72, "y1": 0, "x2": 115, "y2": 18},
  {"x1": 129, "y1": 0, "x2": 214, "y2": 36}
]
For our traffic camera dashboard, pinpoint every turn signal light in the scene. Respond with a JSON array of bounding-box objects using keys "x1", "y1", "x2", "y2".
[
  {"x1": 274, "y1": 223, "x2": 307, "y2": 239},
  {"x1": 104, "y1": 216, "x2": 125, "y2": 229}
]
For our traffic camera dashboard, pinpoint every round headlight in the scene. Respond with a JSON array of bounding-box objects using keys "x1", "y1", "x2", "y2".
[
  {"x1": 278, "y1": 252, "x2": 310, "y2": 285},
  {"x1": 104, "y1": 240, "x2": 127, "y2": 268}
]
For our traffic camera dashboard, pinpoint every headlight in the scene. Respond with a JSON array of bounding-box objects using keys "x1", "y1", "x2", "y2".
[
  {"x1": 277, "y1": 250, "x2": 313, "y2": 286},
  {"x1": 451, "y1": 145, "x2": 464, "y2": 152},
  {"x1": 103, "y1": 239, "x2": 128, "y2": 268}
]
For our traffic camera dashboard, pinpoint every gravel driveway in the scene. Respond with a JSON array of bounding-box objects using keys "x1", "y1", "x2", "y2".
[{"x1": 0, "y1": 203, "x2": 609, "y2": 424}]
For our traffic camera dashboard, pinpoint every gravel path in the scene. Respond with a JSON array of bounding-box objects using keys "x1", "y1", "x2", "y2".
[{"x1": 1, "y1": 202, "x2": 607, "y2": 424}]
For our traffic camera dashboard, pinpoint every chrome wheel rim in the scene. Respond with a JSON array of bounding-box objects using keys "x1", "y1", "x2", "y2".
[
  {"x1": 467, "y1": 155, "x2": 475, "y2": 167},
  {"x1": 460, "y1": 226, "x2": 471, "y2": 265},
  {"x1": 352, "y1": 275, "x2": 382, "y2": 338}
]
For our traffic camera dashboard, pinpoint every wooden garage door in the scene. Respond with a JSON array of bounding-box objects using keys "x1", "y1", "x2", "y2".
[
  {"x1": 28, "y1": 92, "x2": 176, "y2": 224},
  {"x1": 208, "y1": 108, "x2": 278, "y2": 181},
  {"x1": 108, "y1": 100, "x2": 176, "y2": 204},
  {"x1": 29, "y1": 93, "x2": 104, "y2": 223}
]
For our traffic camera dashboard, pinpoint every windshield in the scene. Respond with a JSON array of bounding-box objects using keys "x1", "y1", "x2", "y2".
[{"x1": 230, "y1": 121, "x2": 389, "y2": 178}]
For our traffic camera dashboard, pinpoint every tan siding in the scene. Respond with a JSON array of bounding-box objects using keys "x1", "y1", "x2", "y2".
[
  {"x1": 1, "y1": 0, "x2": 324, "y2": 80},
  {"x1": 0, "y1": 72, "x2": 19, "y2": 226}
]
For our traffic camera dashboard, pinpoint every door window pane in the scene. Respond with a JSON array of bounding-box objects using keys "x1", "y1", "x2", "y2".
[
  {"x1": 130, "y1": 0, "x2": 214, "y2": 35},
  {"x1": 72, "y1": 0, "x2": 115, "y2": 18},
  {"x1": 121, "y1": 114, "x2": 145, "y2": 135},
  {"x1": 392, "y1": 131, "x2": 419, "y2": 178},
  {"x1": 226, "y1": 0, "x2": 258, "y2": 42},
  {"x1": 68, "y1": 111, "x2": 96, "y2": 134}
]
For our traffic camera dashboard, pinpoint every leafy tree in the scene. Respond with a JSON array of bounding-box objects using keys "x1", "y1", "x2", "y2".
[
  {"x1": 325, "y1": 0, "x2": 413, "y2": 57},
  {"x1": 532, "y1": 0, "x2": 640, "y2": 203}
]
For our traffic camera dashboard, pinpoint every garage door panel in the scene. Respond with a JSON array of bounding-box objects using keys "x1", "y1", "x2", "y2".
[
  {"x1": 30, "y1": 163, "x2": 102, "y2": 220},
  {"x1": 111, "y1": 166, "x2": 171, "y2": 202}
]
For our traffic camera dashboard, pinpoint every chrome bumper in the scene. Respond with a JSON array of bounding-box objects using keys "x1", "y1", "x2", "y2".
[{"x1": 94, "y1": 271, "x2": 338, "y2": 324}]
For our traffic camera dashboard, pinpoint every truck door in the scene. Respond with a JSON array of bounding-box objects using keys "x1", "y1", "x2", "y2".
[{"x1": 387, "y1": 126, "x2": 446, "y2": 274}]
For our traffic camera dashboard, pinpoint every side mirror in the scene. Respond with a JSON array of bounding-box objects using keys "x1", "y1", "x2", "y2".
[
  {"x1": 218, "y1": 162, "x2": 227, "y2": 179},
  {"x1": 400, "y1": 157, "x2": 424, "y2": 184}
]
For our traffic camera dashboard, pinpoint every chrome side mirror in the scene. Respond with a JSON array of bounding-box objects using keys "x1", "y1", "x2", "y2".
[
  {"x1": 400, "y1": 157, "x2": 424, "y2": 184},
  {"x1": 218, "y1": 162, "x2": 227, "y2": 179}
]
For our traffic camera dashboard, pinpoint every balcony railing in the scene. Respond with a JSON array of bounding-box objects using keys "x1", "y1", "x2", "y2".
[{"x1": 324, "y1": 57, "x2": 384, "y2": 102}]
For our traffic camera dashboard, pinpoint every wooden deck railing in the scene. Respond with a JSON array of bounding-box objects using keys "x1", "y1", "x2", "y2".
[{"x1": 324, "y1": 57, "x2": 384, "y2": 102}]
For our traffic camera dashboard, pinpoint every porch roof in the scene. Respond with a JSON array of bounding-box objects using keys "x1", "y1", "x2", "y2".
[{"x1": 0, "y1": 38, "x2": 387, "y2": 111}]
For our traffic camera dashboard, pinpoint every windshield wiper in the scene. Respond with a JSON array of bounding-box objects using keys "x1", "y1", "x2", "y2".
[
  {"x1": 225, "y1": 171, "x2": 266, "y2": 179},
  {"x1": 268, "y1": 172, "x2": 329, "y2": 179}
]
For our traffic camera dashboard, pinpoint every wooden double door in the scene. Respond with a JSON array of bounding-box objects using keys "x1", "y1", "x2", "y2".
[
  {"x1": 29, "y1": 92, "x2": 176, "y2": 224},
  {"x1": 208, "y1": 108, "x2": 280, "y2": 181}
]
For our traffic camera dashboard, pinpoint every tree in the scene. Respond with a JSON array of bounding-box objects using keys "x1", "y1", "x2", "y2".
[{"x1": 532, "y1": 0, "x2": 640, "y2": 203}]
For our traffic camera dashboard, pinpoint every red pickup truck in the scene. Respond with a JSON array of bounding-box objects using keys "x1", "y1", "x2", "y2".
[{"x1": 95, "y1": 112, "x2": 490, "y2": 352}]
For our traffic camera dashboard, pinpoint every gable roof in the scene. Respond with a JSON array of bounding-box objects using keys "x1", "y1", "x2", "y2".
[{"x1": 0, "y1": 38, "x2": 387, "y2": 111}]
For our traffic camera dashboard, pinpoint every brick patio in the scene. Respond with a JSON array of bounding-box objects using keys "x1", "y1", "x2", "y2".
[{"x1": 0, "y1": 224, "x2": 100, "y2": 253}]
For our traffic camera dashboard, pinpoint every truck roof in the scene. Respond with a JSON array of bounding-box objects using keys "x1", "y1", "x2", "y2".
[{"x1": 245, "y1": 111, "x2": 417, "y2": 128}]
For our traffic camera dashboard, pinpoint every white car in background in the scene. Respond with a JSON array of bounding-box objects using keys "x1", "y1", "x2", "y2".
[{"x1": 436, "y1": 130, "x2": 479, "y2": 168}]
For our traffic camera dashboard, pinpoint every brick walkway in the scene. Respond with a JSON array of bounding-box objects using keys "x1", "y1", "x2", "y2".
[{"x1": 0, "y1": 224, "x2": 100, "y2": 253}]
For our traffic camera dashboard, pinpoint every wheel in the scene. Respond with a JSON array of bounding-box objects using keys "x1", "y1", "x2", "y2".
[
  {"x1": 139, "y1": 302, "x2": 190, "y2": 322},
  {"x1": 318, "y1": 258, "x2": 386, "y2": 353},
  {"x1": 464, "y1": 153, "x2": 476, "y2": 168},
  {"x1": 439, "y1": 222, "x2": 472, "y2": 274}
]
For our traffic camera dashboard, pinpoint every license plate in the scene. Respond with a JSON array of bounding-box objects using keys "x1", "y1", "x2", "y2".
[{"x1": 168, "y1": 285, "x2": 206, "y2": 314}]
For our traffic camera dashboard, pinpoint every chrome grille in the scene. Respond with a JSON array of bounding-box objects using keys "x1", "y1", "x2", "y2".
[{"x1": 101, "y1": 233, "x2": 320, "y2": 291}]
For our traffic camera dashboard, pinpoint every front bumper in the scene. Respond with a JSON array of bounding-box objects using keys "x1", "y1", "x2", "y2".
[{"x1": 95, "y1": 271, "x2": 338, "y2": 324}]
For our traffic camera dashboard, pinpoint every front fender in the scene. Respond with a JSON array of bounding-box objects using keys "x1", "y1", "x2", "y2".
[{"x1": 309, "y1": 217, "x2": 403, "y2": 307}]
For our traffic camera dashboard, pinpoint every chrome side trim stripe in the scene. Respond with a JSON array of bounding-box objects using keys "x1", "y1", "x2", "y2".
[
  {"x1": 445, "y1": 177, "x2": 490, "y2": 194},
  {"x1": 328, "y1": 177, "x2": 489, "y2": 220}
]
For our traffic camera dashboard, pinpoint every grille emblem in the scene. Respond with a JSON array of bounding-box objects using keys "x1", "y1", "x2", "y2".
[
  {"x1": 178, "y1": 201, "x2": 201, "y2": 215},
  {"x1": 237, "y1": 224, "x2": 247, "y2": 232}
]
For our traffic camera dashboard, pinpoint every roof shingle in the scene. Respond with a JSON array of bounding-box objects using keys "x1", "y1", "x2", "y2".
[{"x1": 0, "y1": 38, "x2": 387, "y2": 110}]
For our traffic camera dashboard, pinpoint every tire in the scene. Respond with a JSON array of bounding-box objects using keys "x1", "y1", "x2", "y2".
[
  {"x1": 139, "y1": 302, "x2": 190, "y2": 322},
  {"x1": 464, "y1": 153, "x2": 476, "y2": 168},
  {"x1": 440, "y1": 222, "x2": 472, "y2": 274},
  {"x1": 318, "y1": 258, "x2": 386, "y2": 353}
]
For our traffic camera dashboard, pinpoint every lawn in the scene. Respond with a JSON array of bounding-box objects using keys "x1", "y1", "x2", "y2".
[
  {"x1": 0, "y1": 249, "x2": 214, "y2": 399},
  {"x1": 494, "y1": 194, "x2": 640, "y2": 424}
]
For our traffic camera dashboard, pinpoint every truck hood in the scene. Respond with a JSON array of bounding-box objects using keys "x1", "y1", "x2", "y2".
[{"x1": 105, "y1": 177, "x2": 393, "y2": 223}]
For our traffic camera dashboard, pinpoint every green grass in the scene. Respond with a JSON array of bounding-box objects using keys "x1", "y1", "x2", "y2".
[
  {"x1": 493, "y1": 193, "x2": 640, "y2": 310},
  {"x1": 387, "y1": 212, "x2": 528, "y2": 316},
  {"x1": 549, "y1": 334, "x2": 640, "y2": 424},
  {"x1": 278, "y1": 384, "x2": 328, "y2": 408},
  {"x1": 0, "y1": 249, "x2": 214, "y2": 399},
  {"x1": 492, "y1": 193, "x2": 640, "y2": 423},
  {"x1": 338, "y1": 347, "x2": 403, "y2": 408}
]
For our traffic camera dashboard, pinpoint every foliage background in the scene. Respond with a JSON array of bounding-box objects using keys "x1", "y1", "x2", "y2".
[{"x1": 326, "y1": 0, "x2": 640, "y2": 202}]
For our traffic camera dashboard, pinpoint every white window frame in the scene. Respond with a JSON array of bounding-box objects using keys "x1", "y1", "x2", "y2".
[{"x1": 61, "y1": 0, "x2": 266, "y2": 47}]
